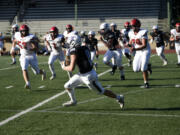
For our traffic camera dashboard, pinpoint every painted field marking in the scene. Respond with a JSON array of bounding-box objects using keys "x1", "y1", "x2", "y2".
[
  {"x1": 0, "y1": 90, "x2": 66, "y2": 127},
  {"x1": 35, "y1": 110, "x2": 180, "y2": 118},
  {"x1": 5, "y1": 85, "x2": 14, "y2": 89},
  {"x1": 38, "y1": 85, "x2": 45, "y2": 89},
  {"x1": 0, "y1": 61, "x2": 47, "y2": 71}
]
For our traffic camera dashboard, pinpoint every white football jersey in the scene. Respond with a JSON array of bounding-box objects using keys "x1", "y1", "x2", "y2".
[
  {"x1": 14, "y1": 32, "x2": 35, "y2": 56},
  {"x1": 63, "y1": 30, "x2": 75, "y2": 39},
  {"x1": 128, "y1": 29, "x2": 151, "y2": 51},
  {"x1": 170, "y1": 29, "x2": 180, "y2": 45},
  {"x1": 46, "y1": 34, "x2": 64, "y2": 55}
]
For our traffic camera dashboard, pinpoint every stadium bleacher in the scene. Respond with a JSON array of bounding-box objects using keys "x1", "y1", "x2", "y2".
[
  {"x1": 0, "y1": 0, "x2": 19, "y2": 34},
  {"x1": 21, "y1": 0, "x2": 161, "y2": 35},
  {"x1": 0, "y1": 0, "x2": 167, "y2": 36}
]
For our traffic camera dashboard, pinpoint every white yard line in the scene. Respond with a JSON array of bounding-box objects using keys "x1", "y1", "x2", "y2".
[
  {"x1": 0, "y1": 61, "x2": 47, "y2": 71},
  {"x1": 0, "y1": 90, "x2": 66, "y2": 127},
  {"x1": 35, "y1": 110, "x2": 180, "y2": 118},
  {"x1": 5, "y1": 85, "x2": 14, "y2": 89},
  {"x1": 38, "y1": 85, "x2": 46, "y2": 89}
]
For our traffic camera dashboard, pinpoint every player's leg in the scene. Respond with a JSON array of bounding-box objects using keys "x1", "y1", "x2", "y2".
[
  {"x1": 103, "y1": 50, "x2": 117, "y2": 75},
  {"x1": 175, "y1": 44, "x2": 180, "y2": 66},
  {"x1": 141, "y1": 50, "x2": 151, "y2": 88},
  {"x1": 30, "y1": 54, "x2": 46, "y2": 81},
  {"x1": 82, "y1": 69, "x2": 124, "y2": 108},
  {"x1": 63, "y1": 74, "x2": 82, "y2": 106},
  {"x1": 20, "y1": 56, "x2": 31, "y2": 89},
  {"x1": 156, "y1": 46, "x2": 167, "y2": 65},
  {"x1": 48, "y1": 53, "x2": 57, "y2": 80},
  {"x1": 114, "y1": 49, "x2": 125, "y2": 80}
]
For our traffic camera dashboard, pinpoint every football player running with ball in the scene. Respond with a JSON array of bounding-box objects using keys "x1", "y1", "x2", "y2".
[
  {"x1": 61, "y1": 34, "x2": 124, "y2": 108},
  {"x1": 11, "y1": 24, "x2": 46, "y2": 89},
  {"x1": 128, "y1": 18, "x2": 151, "y2": 88}
]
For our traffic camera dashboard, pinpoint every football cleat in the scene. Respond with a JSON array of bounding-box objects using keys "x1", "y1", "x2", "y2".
[
  {"x1": 111, "y1": 65, "x2": 117, "y2": 75},
  {"x1": 50, "y1": 75, "x2": 56, "y2": 80},
  {"x1": 24, "y1": 84, "x2": 31, "y2": 89},
  {"x1": 42, "y1": 70, "x2": 46, "y2": 81},
  {"x1": 144, "y1": 83, "x2": 150, "y2": 88},
  {"x1": 10, "y1": 61, "x2": 16, "y2": 65},
  {"x1": 120, "y1": 75, "x2": 125, "y2": 80},
  {"x1": 62, "y1": 100, "x2": 77, "y2": 107},
  {"x1": 94, "y1": 63, "x2": 98, "y2": 71},
  {"x1": 128, "y1": 60, "x2": 132, "y2": 67},
  {"x1": 117, "y1": 95, "x2": 124, "y2": 109},
  {"x1": 163, "y1": 60, "x2": 168, "y2": 66}
]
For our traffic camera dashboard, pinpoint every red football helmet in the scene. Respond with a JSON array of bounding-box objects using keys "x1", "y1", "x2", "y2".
[
  {"x1": 176, "y1": 23, "x2": 180, "y2": 32},
  {"x1": 176, "y1": 23, "x2": 180, "y2": 27},
  {"x1": 50, "y1": 26, "x2": 59, "y2": 33},
  {"x1": 50, "y1": 26, "x2": 59, "y2": 38},
  {"x1": 19, "y1": 24, "x2": 29, "y2": 36},
  {"x1": 130, "y1": 18, "x2": 141, "y2": 28},
  {"x1": 124, "y1": 21, "x2": 130, "y2": 27},
  {"x1": 66, "y1": 24, "x2": 73, "y2": 32}
]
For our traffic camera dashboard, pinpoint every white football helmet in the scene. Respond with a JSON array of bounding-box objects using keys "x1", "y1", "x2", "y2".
[
  {"x1": 99, "y1": 23, "x2": 109, "y2": 30},
  {"x1": 88, "y1": 31, "x2": 95, "y2": 36},
  {"x1": 152, "y1": 25, "x2": 158, "y2": 30},
  {"x1": 67, "y1": 35, "x2": 81, "y2": 49},
  {"x1": 12, "y1": 24, "x2": 19, "y2": 29},
  {"x1": 110, "y1": 22, "x2": 117, "y2": 27}
]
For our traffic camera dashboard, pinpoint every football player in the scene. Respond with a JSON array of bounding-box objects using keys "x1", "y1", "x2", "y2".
[
  {"x1": 150, "y1": 25, "x2": 168, "y2": 66},
  {"x1": 84, "y1": 31, "x2": 99, "y2": 70},
  {"x1": 170, "y1": 22, "x2": 180, "y2": 66},
  {"x1": 10, "y1": 24, "x2": 20, "y2": 64},
  {"x1": 63, "y1": 24, "x2": 74, "y2": 78},
  {"x1": 99, "y1": 23, "x2": 125, "y2": 80},
  {"x1": 0, "y1": 32, "x2": 5, "y2": 56},
  {"x1": 61, "y1": 34, "x2": 124, "y2": 108},
  {"x1": 120, "y1": 21, "x2": 132, "y2": 66},
  {"x1": 80, "y1": 30, "x2": 88, "y2": 46},
  {"x1": 11, "y1": 24, "x2": 46, "y2": 89},
  {"x1": 110, "y1": 22, "x2": 121, "y2": 68},
  {"x1": 128, "y1": 18, "x2": 151, "y2": 88},
  {"x1": 45, "y1": 26, "x2": 65, "y2": 80}
]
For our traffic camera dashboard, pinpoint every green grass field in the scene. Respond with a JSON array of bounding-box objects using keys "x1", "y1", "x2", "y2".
[{"x1": 0, "y1": 53, "x2": 180, "y2": 135}]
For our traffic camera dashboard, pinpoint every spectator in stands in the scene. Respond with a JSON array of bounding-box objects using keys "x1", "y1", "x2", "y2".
[{"x1": 0, "y1": 32, "x2": 5, "y2": 56}]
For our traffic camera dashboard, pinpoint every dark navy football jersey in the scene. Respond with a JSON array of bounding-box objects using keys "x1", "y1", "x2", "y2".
[
  {"x1": 103, "y1": 31, "x2": 118, "y2": 50},
  {"x1": 150, "y1": 30, "x2": 165, "y2": 47},
  {"x1": 85, "y1": 38, "x2": 98, "y2": 51},
  {"x1": 70, "y1": 46, "x2": 93, "y2": 74}
]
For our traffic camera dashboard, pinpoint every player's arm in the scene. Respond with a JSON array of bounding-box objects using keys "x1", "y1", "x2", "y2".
[
  {"x1": 100, "y1": 36, "x2": 111, "y2": 48},
  {"x1": 11, "y1": 39, "x2": 17, "y2": 53},
  {"x1": 135, "y1": 38, "x2": 147, "y2": 51},
  {"x1": 169, "y1": 33, "x2": 175, "y2": 42},
  {"x1": 62, "y1": 54, "x2": 76, "y2": 72}
]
